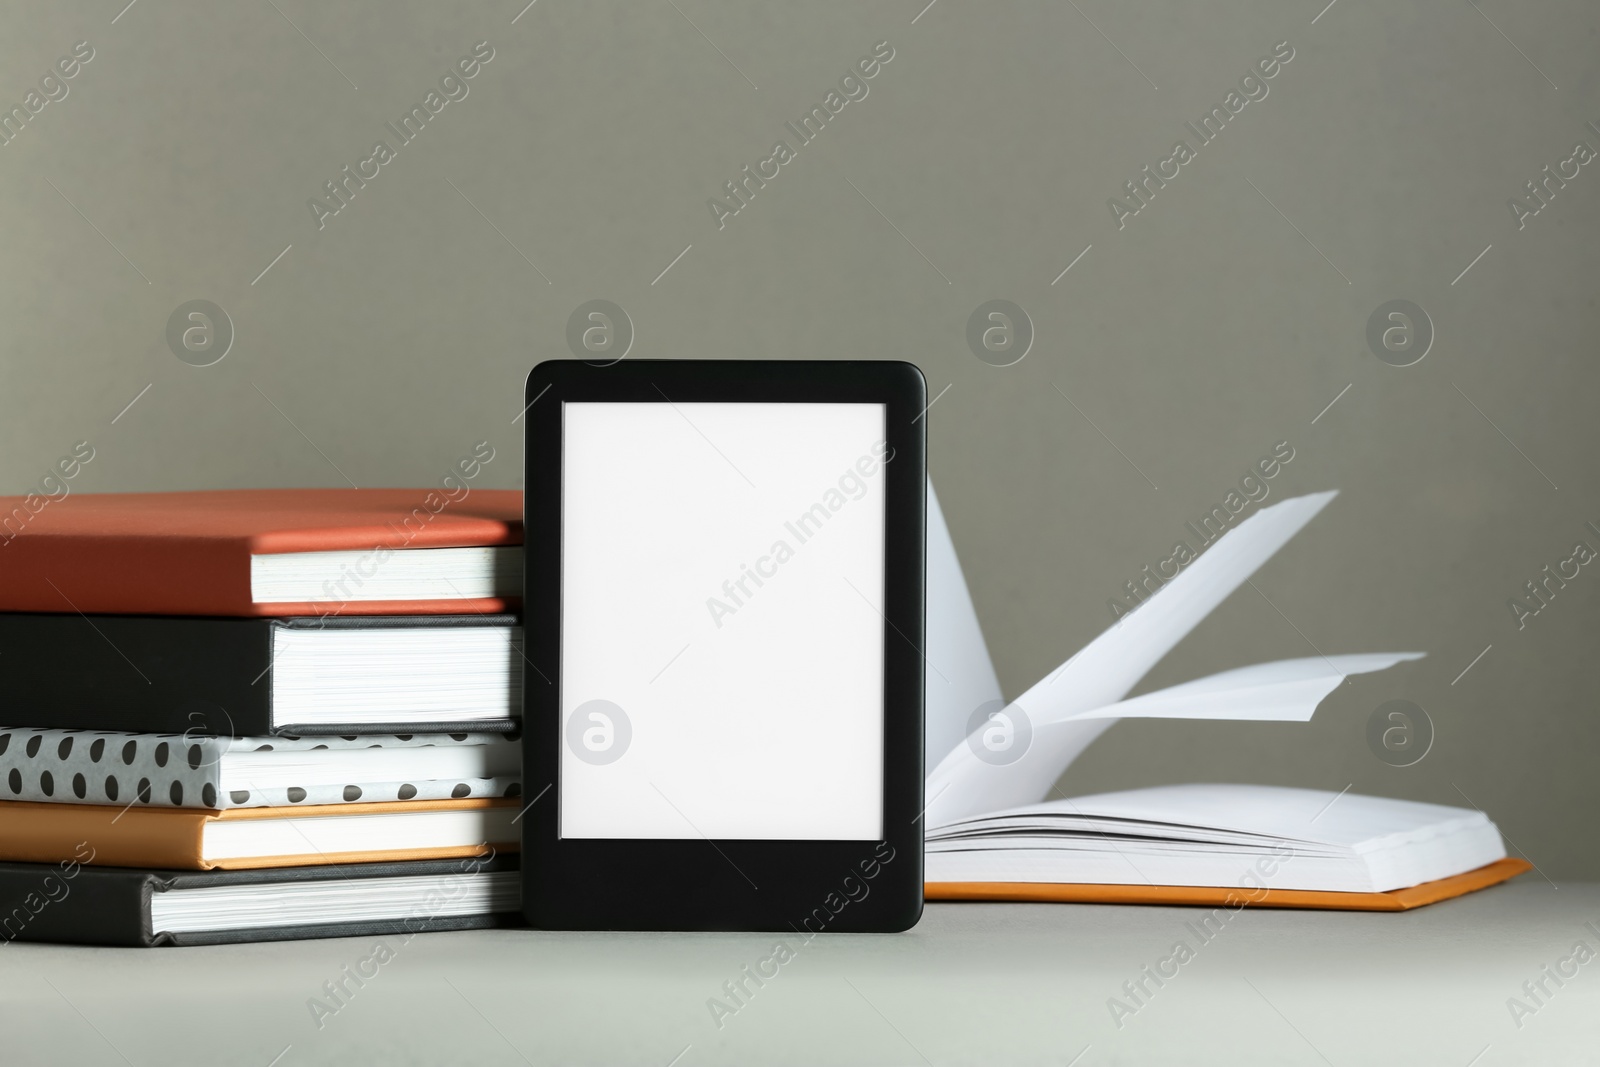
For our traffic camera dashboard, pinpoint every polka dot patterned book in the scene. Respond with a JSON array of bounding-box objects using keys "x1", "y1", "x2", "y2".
[{"x1": 0, "y1": 728, "x2": 522, "y2": 810}]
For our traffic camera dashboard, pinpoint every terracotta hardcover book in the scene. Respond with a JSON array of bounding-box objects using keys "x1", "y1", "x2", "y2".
[{"x1": 0, "y1": 487, "x2": 521, "y2": 617}]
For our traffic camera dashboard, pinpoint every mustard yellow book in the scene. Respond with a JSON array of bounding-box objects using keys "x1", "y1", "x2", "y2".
[{"x1": 0, "y1": 797, "x2": 517, "y2": 870}]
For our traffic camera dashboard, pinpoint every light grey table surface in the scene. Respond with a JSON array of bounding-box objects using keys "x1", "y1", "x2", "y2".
[{"x1": 0, "y1": 880, "x2": 1593, "y2": 1066}]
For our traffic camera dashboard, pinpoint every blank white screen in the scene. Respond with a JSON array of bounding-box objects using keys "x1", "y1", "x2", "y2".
[{"x1": 560, "y1": 401, "x2": 886, "y2": 840}]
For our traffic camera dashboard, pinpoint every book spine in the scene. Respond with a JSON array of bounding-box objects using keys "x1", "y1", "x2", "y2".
[
  {"x1": 0, "y1": 531, "x2": 256, "y2": 616},
  {"x1": 0, "y1": 801, "x2": 207, "y2": 871},
  {"x1": 0, "y1": 728, "x2": 227, "y2": 809},
  {"x1": 0, "y1": 860, "x2": 156, "y2": 947},
  {"x1": 0, "y1": 614, "x2": 276, "y2": 735}
]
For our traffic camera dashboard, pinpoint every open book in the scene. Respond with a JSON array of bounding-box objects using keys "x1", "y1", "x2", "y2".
[{"x1": 920, "y1": 487, "x2": 1525, "y2": 909}]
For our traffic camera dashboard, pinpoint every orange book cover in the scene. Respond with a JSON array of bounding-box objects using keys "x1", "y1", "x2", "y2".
[
  {"x1": 0, "y1": 488, "x2": 521, "y2": 617},
  {"x1": 924, "y1": 858, "x2": 1531, "y2": 911},
  {"x1": 0, "y1": 797, "x2": 519, "y2": 871}
]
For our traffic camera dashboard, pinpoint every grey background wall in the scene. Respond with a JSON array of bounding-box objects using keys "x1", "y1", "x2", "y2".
[{"x1": 1, "y1": 2, "x2": 1595, "y2": 875}]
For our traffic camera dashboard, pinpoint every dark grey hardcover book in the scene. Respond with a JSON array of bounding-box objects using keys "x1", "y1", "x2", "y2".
[
  {"x1": 0, "y1": 855, "x2": 521, "y2": 947},
  {"x1": 0, "y1": 613, "x2": 521, "y2": 736}
]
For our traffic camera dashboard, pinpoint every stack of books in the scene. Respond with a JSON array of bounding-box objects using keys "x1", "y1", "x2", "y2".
[
  {"x1": 0, "y1": 488, "x2": 528, "y2": 946},
  {"x1": 1, "y1": 483, "x2": 1524, "y2": 942}
]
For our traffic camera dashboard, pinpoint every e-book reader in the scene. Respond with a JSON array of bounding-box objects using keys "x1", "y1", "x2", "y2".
[{"x1": 522, "y1": 359, "x2": 925, "y2": 931}]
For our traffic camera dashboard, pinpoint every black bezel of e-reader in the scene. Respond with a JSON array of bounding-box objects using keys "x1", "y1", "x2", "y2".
[{"x1": 521, "y1": 359, "x2": 926, "y2": 932}]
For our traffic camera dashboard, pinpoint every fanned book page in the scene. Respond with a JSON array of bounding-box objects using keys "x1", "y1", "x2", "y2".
[
  {"x1": 1063, "y1": 654, "x2": 1424, "y2": 721},
  {"x1": 923, "y1": 489, "x2": 1425, "y2": 827},
  {"x1": 923, "y1": 483, "x2": 1006, "y2": 771}
]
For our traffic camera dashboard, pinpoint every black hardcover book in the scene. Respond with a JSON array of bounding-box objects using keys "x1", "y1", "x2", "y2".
[
  {"x1": 0, "y1": 854, "x2": 521, "y2": 947},
  {"x1": 0, "y1": 613, "x2": 522, "y2": 736}
]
